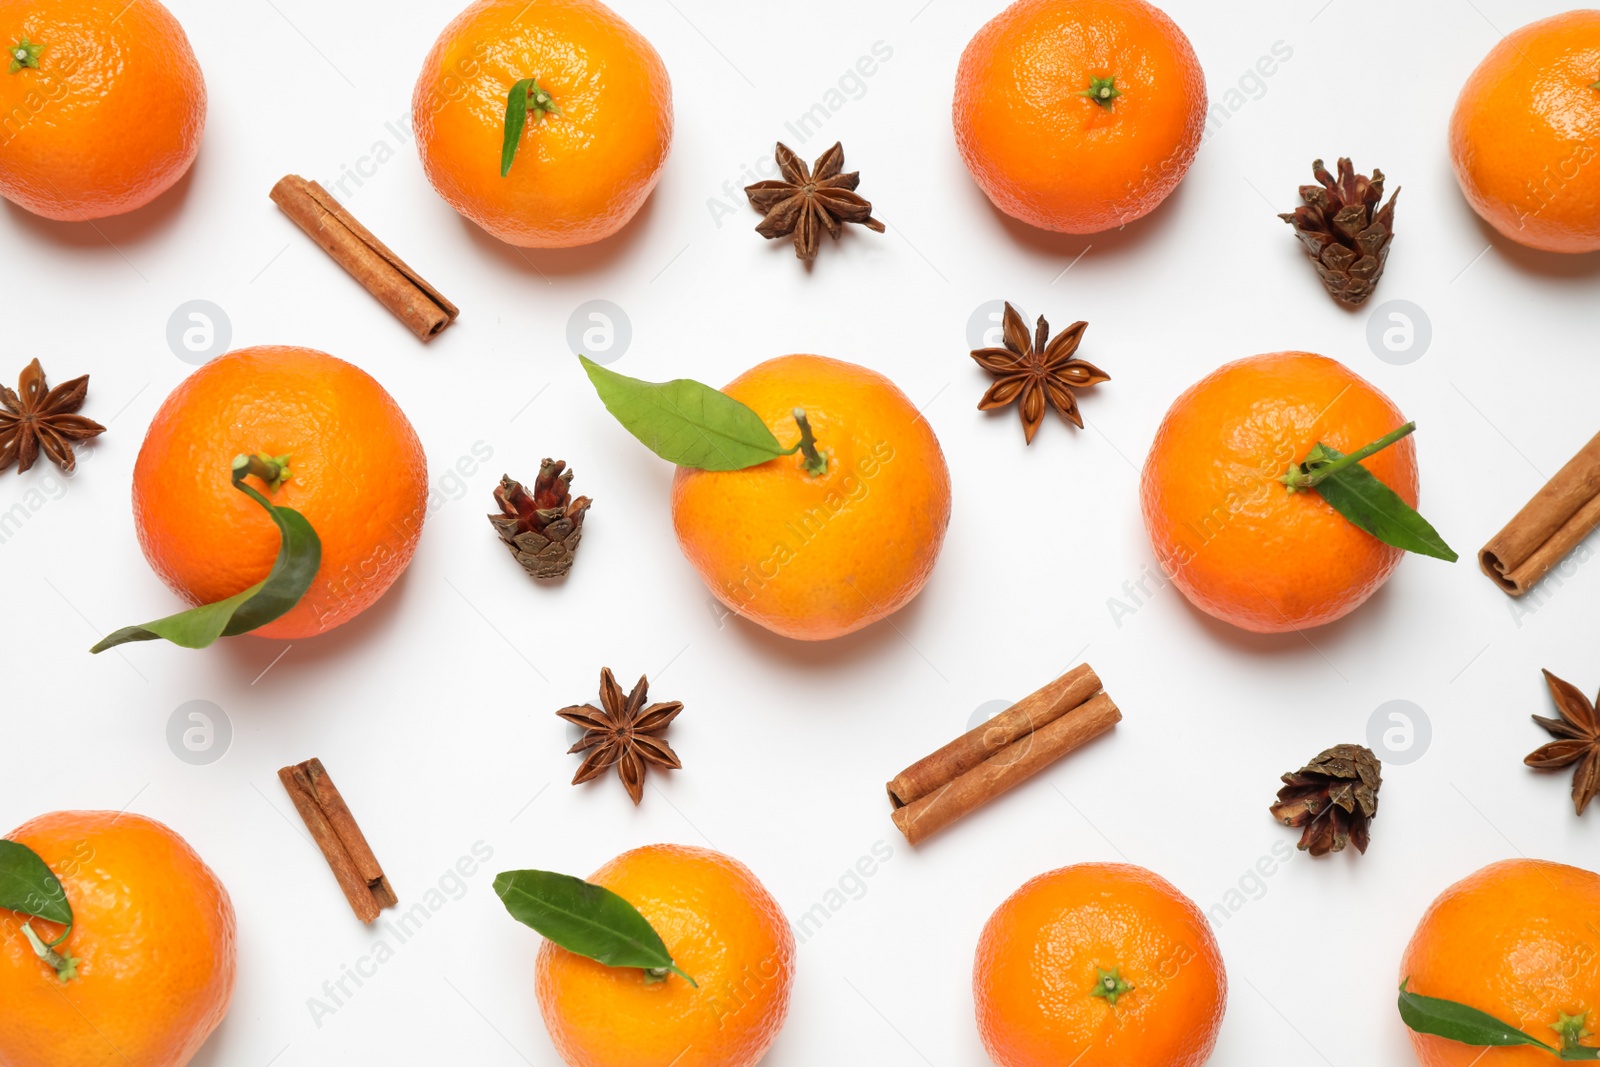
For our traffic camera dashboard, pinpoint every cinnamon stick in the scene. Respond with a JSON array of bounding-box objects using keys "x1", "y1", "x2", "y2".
[
  {"x1": 887, "y1": 666, "x2": 1120, "y2": 846},
  {"x1": 278, "y1": 758, "x2": 397, "y2": 923},
  {"x1": 1480, "y1": 429, "x2": 1600, "y2": 596},
  {"x1": 270, "y1": 175, "x2": 459, "y2": 342},
  {"x1": 887, "y1": 663, "x2": 1101, "y2": 807}
]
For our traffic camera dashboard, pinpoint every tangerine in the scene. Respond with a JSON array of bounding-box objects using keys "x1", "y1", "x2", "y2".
[
  {"x1": 413, "y1": 0, "x2": 672, "y2": 248},
  {"x1": 953, "y1": 0, "x2": 1206, "y2": 234},
  {"x1": 670, "y1": 355, "x2": 951, "y2": 641},
  {"x1": 974, "y1": 862, "x2": 1226, "y2": 1067},
  {"x1": 535, "y1": 844, "x2": 794, "y2": 1067},
  {"x1": 1400, "y1": 859, "x2": 1600, "y2": 1065},
  {"x1": 1140, "y1": 351, "x2": 1418, "y2": 633},
  {"x1": 0, "y1": 810, "x2": 235, "y2": 1067},
  {"x1": 132, "y1": 346, "x2": 428, "y2": 640},
  {"x1": 1450, "y1": 11, "x2": 1600, "y2": 253},
  {"x1": 0, "y1": 0, "x2": 205, "y2": 221}
]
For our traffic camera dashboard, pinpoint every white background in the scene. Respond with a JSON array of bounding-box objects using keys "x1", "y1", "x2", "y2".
[{"x1": 4, "y1": 0, "x2": 1598, "y2": 1063}]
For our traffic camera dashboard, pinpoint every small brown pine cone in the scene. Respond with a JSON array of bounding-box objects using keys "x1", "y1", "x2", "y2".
[
  {"x1": 490, "y1": 460, "x2": 592, "y2": 580},
  {"x1": 1269, "y1": 743, "x2": 1382, "y2": 856},
  {"x1": 1279, "y1": 158, "x2": 1398, "y2": 306}
]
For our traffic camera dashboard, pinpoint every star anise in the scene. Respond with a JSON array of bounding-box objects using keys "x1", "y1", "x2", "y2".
[
  {"x1": 0, "y1": 358, "x2": 105, "y2": 474},
  {"x1": 744, "y1": 142, "x2": 885, "y2": 261},
  {"x1": 557, "y1": 668, "x2": 683, "y2": 806},
  {"x1": 1526, "y1": 669, "x2": 1600, "y2": 816},
  {"x1": 970, "y1": 303, "x2": 1109, "y2": 444}
]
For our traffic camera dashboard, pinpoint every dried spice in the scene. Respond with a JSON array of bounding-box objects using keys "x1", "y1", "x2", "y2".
[
  {"x1": 271, "y1": 175, "x2": 459, "y2": 342},
  {"x1": 1270, "y1": 743, "x2": 1382, "y2": 856},
  {"x1": 1482, "y1": 429, "x2": 1600, "y2": 597},
  {"x1": 744, "y1": 142, "x2": 884, "y2": 261},
  {"x1": 490, "y1": 461, "x2": 592, "y2": 580},
  {"x1": 558, "y1": 668, "x2": 683, "y2": 806},
  {"x1": 1525, "y1": 669, "x2": 1600, "y2": 816},
  {"x1": 277, "y1": 757, "x2": 397, "y2": 924},
  {"x1": 1279, "y1": 158, "x2": 1398, "y2": 306},
  {"x1": 0, "y1": 358, "x2": 105, "y2": 474},
  {"x1": 886, "y1": 664, "x2": 1120, "y2": 847},
  {"x1": 970, "y1": 302, "x2": 1109, "y2": 444}
]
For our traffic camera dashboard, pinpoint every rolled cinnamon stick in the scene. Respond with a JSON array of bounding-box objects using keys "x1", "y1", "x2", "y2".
[
  {"x1": 279, "y1": 758, "x2": 397, "y2": 923},
  {"x1": 887, "y1": 663, "x2": 1101, "y2": 807},
  {"x1": 270, "y1": 175, "x2": 459, "y2": 342},
  {"x1": 890, "y1": 692, "x2": 1121, "y2": 846},
  {"x1": 1480, "y1": 429, "x2": 1600, "y2": 596}
]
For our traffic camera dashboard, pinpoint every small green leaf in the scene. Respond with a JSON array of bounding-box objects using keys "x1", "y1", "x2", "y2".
[
  {"x1": 1398, "y1": 980, "x2": 1563, "y2": 1052},
  {"x1": 91, "y1": 464, "x2": 322, "y2": 652},
  {"x1": 580, "y1": 356, "x2": 795, "y2": 472},
  {"x1": 0, "y1": 840, "x2": 72, "y2": 928},
  {"x1": 1307, "y1": 443, "x2": 1458, "y2": 561},
  {"x1": 501, "y1": 78, "x2": 534, "y2": 177},
  {"x1": 493, "y1": 869, "x2": 696, "y2": 987},
  {"x1": 501, "y1": 78, "x2": 560, "y2": 177}
]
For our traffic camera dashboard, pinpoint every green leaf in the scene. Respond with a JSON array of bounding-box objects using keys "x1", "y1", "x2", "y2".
[
  {"x1": 1396, "y1": 980, "x2": 1600, "y2": 1058},
  {"x1": 1398, "y1": 980, "x2": 1556, "y2": 1050},
  {"x1": 501, "y1": 79, "x2": 560, "y2": 177},
  {"x1": 91, "y1": 467, "x2": 322, "y2": 652},
  {"x1": 501, "y1": 78, "x2": 534, "y2": 178},
  {"x1": 1306, "y1": 443, "x2": 1459, "y2": 561},
  {"x1": 580, "y1": 356, "x2": 793, "y2": 472},
  {"x1": 493, "y1": 869, "x2": 697, "y2": 987},
  {"x1": 0, "y1": 840, "x2": 72, "y2": 928}
]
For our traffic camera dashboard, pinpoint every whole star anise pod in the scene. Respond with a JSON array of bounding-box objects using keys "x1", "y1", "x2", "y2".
[
  {"x1": 0, "y1": 358, "x2": 105, "y2": 474},
  {"x1": 490, "y1": 460, "x2": 591, "y2": 580},
  {"x1": 1269, "y1": 743, "x2": 1382, "y2": 856},
  {"x1": 1279, "y1": 158, "x2": 1399, "y2": 306},
  {"x1": 970, "y1": 303, "x2": 1109, "y2": 444},
  {"x1": 558, "y1": 668, "x2": 682, "y2": 806},
  {"x1": 1526, "y1": 669, "x2": 1600, "y2": 816},
  {"x1": 744, "y1": 142, "x2": 885, "y2": 261}
]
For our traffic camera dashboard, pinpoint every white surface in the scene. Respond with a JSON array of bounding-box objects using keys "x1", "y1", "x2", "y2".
[{"x1": 4, "y1": 0, "x2": 1598, "y2": 1063}]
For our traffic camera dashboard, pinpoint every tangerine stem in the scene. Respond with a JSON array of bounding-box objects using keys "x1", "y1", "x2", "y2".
[
  {"x1": 21, "y1": 922, "x2": 78, "y2": 982},
  {"x1": 789, "y1": 409, "x2": 828, "y2": 476},
  {"x1": 1280, "y1": 422, "x2": 1415, "y2": 492},
  {"x1": 1553, "y1": 1011, "x2": 1593, "y2": 1052},
  {"x1": 1088, "y1": 966, "x2": 1134, "y2": 1007},
  {"x1": 8, "y1": 37, "x2": 42, "y2": 73},
  {"x1": 1079, "y1": 75, "x2": 1122, "y2": 110},
  {"x1": 526, "y1": 81, "x2": 560, "y2": 120},
  {"x1": 232, "y1": 452, "x2": 293, "y2": 492}
]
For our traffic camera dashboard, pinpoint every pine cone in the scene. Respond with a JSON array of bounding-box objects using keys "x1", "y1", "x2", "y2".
[
  {"x1": 1269, "y1": 743, "x2": 1382, "y2": 856},
  {"x1": 490, "y1": 460, "x2": 592, "y2": 580},
  {"x1": 1279, "y1": 158, "x2": 1398, "y2": 306}
]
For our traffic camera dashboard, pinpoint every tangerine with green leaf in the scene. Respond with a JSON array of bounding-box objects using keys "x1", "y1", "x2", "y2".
[
  {"x1": 0, "y1": 811, "x2": 235, "y2": 1067},
  {"x1": 0, "y1": 0, "x2": 206, "y2": 221},
  {"x1": 1140, "y1": 351, "x2": 1446, "y2": 633},
  {"x1": 531, "y1": 845, "x2": 795, "y2": 1067},
  {"x1": 412, "y1": 0, "x2": 673, "y2": 248},
  {"x1": 953, "y1": 0, "x2": 1207, "y2": 234},
  {"x1": 974, "y1": 862, "x2": 1226, "y2": 1067},
  {"x1": 131, "y1": 346, "x2": 427, "y2": 640},
  {"x1": 643, "y1": 355, "x2": 952, "y2": 642},
  {"x1": 1400, "y1": 859, "x2": 1600, "y2": 1065}
]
